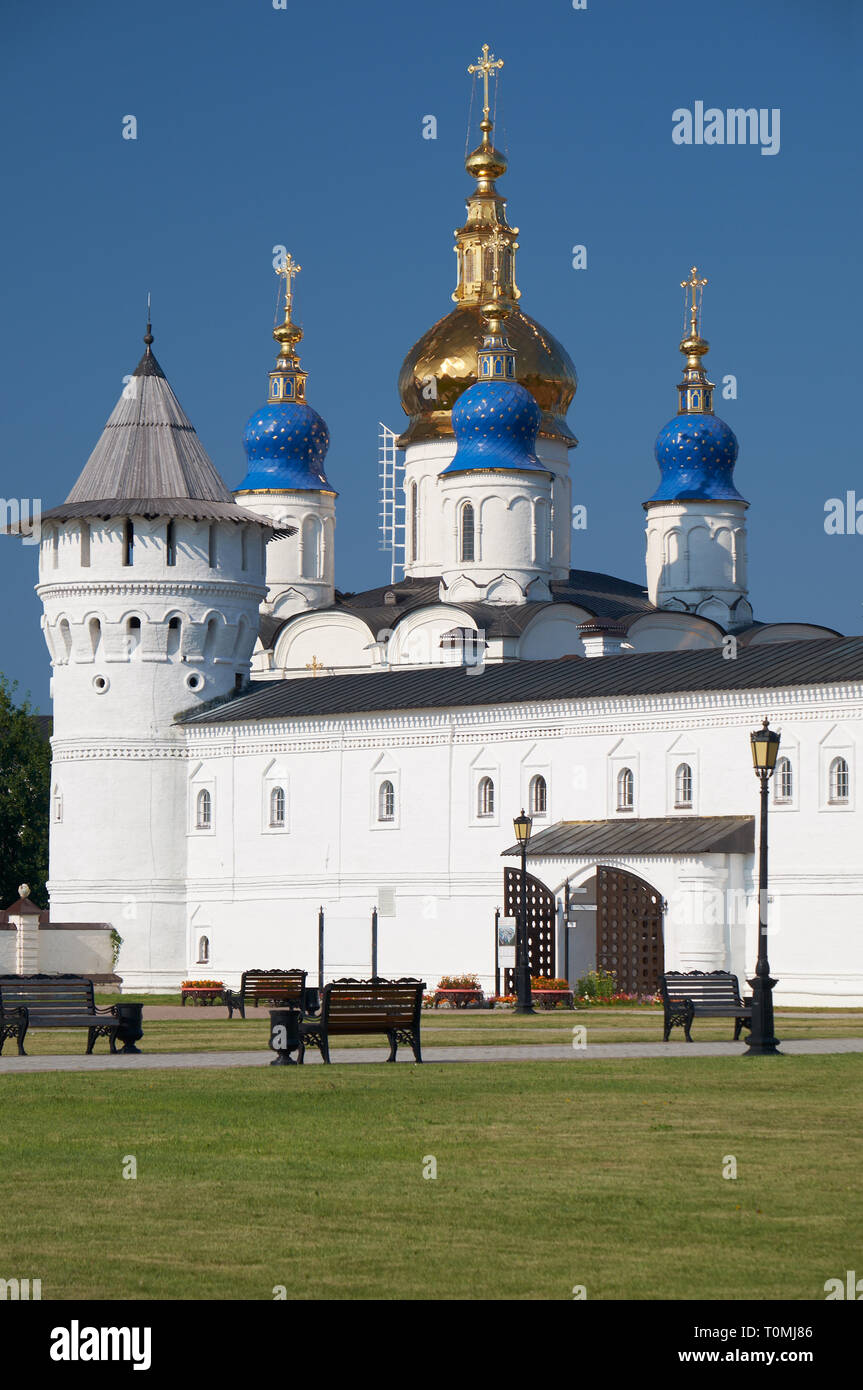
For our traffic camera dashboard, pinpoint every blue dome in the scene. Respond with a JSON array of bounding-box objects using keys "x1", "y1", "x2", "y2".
[
  {"x1": 648, "y1": 412, "x2": 745, "y2": 503},
  {"x1": 235, "y1": 400, "x2": 333, "y2": 493},
  {"x1": 440, "y1": 379, "x2": 547, "y2": 476}
]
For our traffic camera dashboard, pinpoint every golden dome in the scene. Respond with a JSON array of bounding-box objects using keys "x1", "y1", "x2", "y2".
[
  {"x1": 397, "y1": 45, "x2": 577, "y2": 449},
  {"x1": 397, "y1": 303, "x2": 577, "y2": 447}
]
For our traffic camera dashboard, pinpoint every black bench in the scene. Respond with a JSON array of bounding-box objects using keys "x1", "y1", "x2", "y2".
[
  {"x1": 299, "y1": 978, "x2": 426, "y2": 1064},
  {"x1": 660, "y1": 970, "x2": 753, "y2": 1042},
  {"x1": 225, "y1": 969, "x2": 307, "y2": 1020},
  {"x1": 0, "y1": 975, "x2": 123, "y2": 1056}
]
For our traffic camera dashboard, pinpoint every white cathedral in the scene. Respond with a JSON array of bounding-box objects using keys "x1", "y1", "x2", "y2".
[{"x1": 33, "y1": 52, "x2": 863, "y2": 1003}]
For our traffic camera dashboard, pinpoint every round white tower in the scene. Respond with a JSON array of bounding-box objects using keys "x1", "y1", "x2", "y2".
[
  {"x1": 644, "y1": 268, "x2": 752, "y2": 632},
  {"x1": 234, "y1": 256, "x2": 336, "y2": 619},
  {"x1": 38, "y1": 323, "x2": 277, "y2": 989}
]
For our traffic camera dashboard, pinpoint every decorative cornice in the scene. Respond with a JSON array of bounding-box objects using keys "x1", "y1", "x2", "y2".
[{"x1": 38, "y1": 580, "x2": 266, "y2": 602}]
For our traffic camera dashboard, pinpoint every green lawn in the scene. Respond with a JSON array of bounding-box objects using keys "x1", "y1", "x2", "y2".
[
  {"x1": 11, "y1": 1004, "x2": 863, "y2": 1055},
  {"x1": 0, "y1": 1056, "x2": 861, "y2": 1300}
]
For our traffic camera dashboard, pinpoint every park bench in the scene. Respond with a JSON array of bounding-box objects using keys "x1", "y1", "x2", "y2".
[
  {"x1": 0, "y1": 974, "x2": 123, "y2": 1055},
  {"x1": 660, "y1": 970, "x2": 753, "y2": 1042},
  {"x1": 298, "y1": 977, "x2": 426, "y2": 1064},
  {"x1": 225, "y1": 969, "x2": 307, "y2": 1020}
]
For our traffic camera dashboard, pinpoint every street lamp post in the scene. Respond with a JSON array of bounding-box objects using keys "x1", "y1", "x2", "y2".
[
  {"x1": 513, "y1": 810, "x2": 534, "y2": 1015},
  {"x1": 745, "y1": 717, "x2": 782, "y2": 1057}
]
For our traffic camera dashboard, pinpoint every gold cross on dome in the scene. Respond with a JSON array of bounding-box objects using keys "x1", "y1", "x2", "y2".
[
  {"x1": 681, "y1": 265, "x2": 708, "y2": 337},
  {"x1": 468, "y1": 44, "x2": 504, "y2": 120},
  {"x1": 306, "y1": 654, "x2": 323, "y2": 676},
  {"x1": 277, "y1": 253, "x2": 302, "y2": 318},
  {"x1": 487, "y1": 224, "x2": 509, "y2": 280}
]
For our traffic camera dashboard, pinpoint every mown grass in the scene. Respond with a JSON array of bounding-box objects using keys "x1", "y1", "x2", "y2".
[
  {"x1": 9, "y1": 1005, "x2": 863, "y2": 1055},
  {"x1": 0, "y1": 1056, "x2": 861, "y2": 1300}
]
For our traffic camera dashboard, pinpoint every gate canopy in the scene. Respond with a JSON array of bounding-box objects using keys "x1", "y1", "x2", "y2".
[{"x1": 501, "y1": 816, "x2": 754, "y2": 859}]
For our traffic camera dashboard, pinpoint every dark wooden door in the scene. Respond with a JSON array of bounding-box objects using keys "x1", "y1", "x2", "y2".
[
  {"x1": 503, "y1": 866, "x2": 556, "y2": 993},
  {"x1": 596, "y1": 867, "x2": 664, "y2": 995}
]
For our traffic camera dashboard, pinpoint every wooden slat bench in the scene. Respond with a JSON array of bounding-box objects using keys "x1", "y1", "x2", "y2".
[
  {"x1": 299, "y1": 978, "x2": 426, "y2": 1064},
  {"x1": 0, "y1": 975, "x2": 122, "y2": 1056},
  {"x1": 660, "y1": 970, "x2": 753, "y2": 1042},
  {"x1": 225, "y1": 969, "x2": 307, "y2": 1020}
]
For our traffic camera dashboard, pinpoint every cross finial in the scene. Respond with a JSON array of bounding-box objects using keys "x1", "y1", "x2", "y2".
[
  {"x1": 276, "y1": 253, "x2": 302, "y2": 320},
  {"x1": 681, "y1": 265, "x2": 708, "y2": 338},
  {"x1": 468, "y1": 43, "x2": 504, "y2": 121},
  {"x1": 305, "y1": 654, "x2": 323, "y2": 676}
]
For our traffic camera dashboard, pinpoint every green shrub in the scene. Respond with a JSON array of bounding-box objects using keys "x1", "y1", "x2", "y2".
[{"x1": 575, "y1": 968, "x2": 616, "y2": 1000}]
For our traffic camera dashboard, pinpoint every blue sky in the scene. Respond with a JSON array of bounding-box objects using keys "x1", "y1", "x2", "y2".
[{"x1": 1, "y1": 0, "x2": 859, "y2": 707}]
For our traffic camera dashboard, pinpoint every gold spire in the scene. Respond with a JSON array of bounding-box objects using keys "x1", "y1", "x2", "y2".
[
  {"x1": 453, "y1": 43, "x2": 519, "y2": 308},
  {"x1": 676, "y1": 265, "x2": 714, "y2": 415},
  {"x1": 269, "y1": 253, "x2": 307, "y2": 405}
]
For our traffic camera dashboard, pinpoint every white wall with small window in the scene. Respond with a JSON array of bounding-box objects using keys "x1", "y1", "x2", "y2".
[
  {"x1": 819, "y1": 727, "x2": 855, "y2": 811},
  {"x1": 771, "y1": 734, "x2": 799, "y2": 811},
  {"x1": 521, "y1": 746, "x2": 551, "y2": 821},
  {"x1": 470, "y1": 748, "x2": 500, "y2": 826},
  {"x1": 609, "y1": 742, "x2": 639, "y2": 816},
  {"x1": 371, "y1": 754, "x2": 400, "y2": 829},
  {"x1": 665, "y1": 738, "x2": 698, "y2": 813},
  {"x1": 189, "y1": 763, "x2": 216, "y2": 835},
  {"x1": 262, "y1": 759, "x2": 290, "y2": 834}
]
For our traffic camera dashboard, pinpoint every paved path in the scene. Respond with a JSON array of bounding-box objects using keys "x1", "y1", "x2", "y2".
[{"x1": 2, "y1": 1037, "x2": 863, "y2": 1074}]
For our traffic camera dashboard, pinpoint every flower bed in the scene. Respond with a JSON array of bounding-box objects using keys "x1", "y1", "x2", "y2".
[
  {"x1": 180, "y1": 979, "x2": 226, "y2": 1006},
  {"x1": 434, "y1": 973, "x2": 486, "y2": 1008}
]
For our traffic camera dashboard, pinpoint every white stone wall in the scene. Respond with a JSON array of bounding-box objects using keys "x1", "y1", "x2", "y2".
[
  {"x1": 179, "y1": 683, "x2": 863, "y2": 1004},
  {"x1": 238, "y1": 489, "x2": 336, "y2": 616},
  {"x1": 645, "y1": 498, "x2": 750, "y2": 628}
]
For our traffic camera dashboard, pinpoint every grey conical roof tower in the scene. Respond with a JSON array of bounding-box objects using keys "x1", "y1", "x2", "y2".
[{"x1": 44, "y1": 322, "x2": 281, "y2": 528}]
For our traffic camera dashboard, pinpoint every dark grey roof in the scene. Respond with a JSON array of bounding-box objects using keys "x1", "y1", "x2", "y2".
[
  {"x1": 501, "y1": 816, "x2": 755, "y2": 859},
  {"x1": 181, "y1": 635, "x2": 863, "y2": 725},
  {"x1": 45, "y1": 333, "x2": 285, "y2": 532},
  {"x1": 259, "y1": 569, "x2": 658, "y2": 652}
]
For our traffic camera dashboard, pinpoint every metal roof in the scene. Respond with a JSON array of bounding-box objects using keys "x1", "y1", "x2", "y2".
[
  {"x1": 501, "y1": 816, "x2": 756, "y2": 859},
  {"x1": 181, "y1": 635, "x2": 863, "y2": 725}
]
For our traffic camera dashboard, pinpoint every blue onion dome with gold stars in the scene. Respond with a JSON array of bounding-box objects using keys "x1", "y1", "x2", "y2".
[
  {"x1": 234, "y1": 256, "x2": 335, "y2": 496},
  {"x1": 647, "y1": 267, "x2": 746, "y2": 504},
  {"x1": 440, "y1": 295, "x2": 549, "y2": 476}
]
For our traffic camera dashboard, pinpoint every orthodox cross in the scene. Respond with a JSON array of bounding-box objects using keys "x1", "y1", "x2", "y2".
[
  {"x1": 277, "y1": 253, "x2": 302, "y2": 319},
  {"x1": 468, "y1": 44, "x2": 504, "y2": 120},
  {"x1": 681, "y1": 265, "x2": 708, "y2": 337},
  {"x1": 305, "y1": 654, "x2": 323, "y2": 676},
  {"x1": 487, "y1": 224, "x2": 509, "y2": 283}
]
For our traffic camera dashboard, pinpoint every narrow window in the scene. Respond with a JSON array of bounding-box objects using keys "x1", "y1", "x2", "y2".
[
  {"x1": 529, "y1": 773, "x2": 547, "y2": 817},
  {"x1": 123, "y1": 519, "x2": 134, "y2": 567},
  {"x1": 208, "y1": 523, "x2": 217, "y2": 569},
  {"x1": 674, "y1": 762, "x2": 693, "y2": 808},
  {"x1": 166, "y1": 520, "x2": 176, "y2": 567},
  {"x1": 269, "y1": 786, "x2": 286, "y2": 827},
  {"x1": 829, "y1": 756, "x2": 849, "y2": 804},
  {"x1": 774, "y1": 757, "x2": 793, "y2": 804},
  {"x1": 51, "y1": 528, "x2": 59, "y2": 569},
  {"x1": 88, "y1": 617, "x2": 102, "y2": 658},
  {"x1": 52, "y1": 785, "x2": 63, "y2": 823},
  {"x1": 378, "y1": 780, "x2": 395, "y2": 823},
  {"x1": 80, "y1": 522, "x2": 91, "y2": 567},
  {"x1": 410, "y1": 481, "x2": 418, "y2": 563},
  {"x1": 460, "y1": 503, "x2": 475, "y2": 563},
  {"x1": 58, "y1": 618, "x2": 72, "y2": 662},
  {"x1": 167, "y1": 616, "x2": 182, "y2": 657},
  {"x1": 126, "y1": 615, "x2": 141, "y2": 655},
  {"x1": 477, "y1": 775, "x2": 495, "y2": 818},
  {"x1": 617, "y1": 767, "x2": 634, "y2": 811},
  {"x1": 196, "y1": 788, "x2": 212, "y2": 829},
  {"x1": 197, "y1": 935, "x2": 209, "y2": 965},
  {"x1": 241, "y1": 527, "x2": 248, "y2": 571}
]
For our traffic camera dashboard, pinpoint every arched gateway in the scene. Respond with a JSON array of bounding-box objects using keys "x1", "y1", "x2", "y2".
[{"x1": 595, "y1": 867, "x2": 665, "y2": 996}]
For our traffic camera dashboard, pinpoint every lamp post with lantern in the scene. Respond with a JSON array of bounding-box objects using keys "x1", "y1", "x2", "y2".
[
  {"x1": 746, "y1": 718, "x2": 783, "y2": 1057},
  {"x1": 512, "y1": 810, "x2": 534, "y2": 1015}
]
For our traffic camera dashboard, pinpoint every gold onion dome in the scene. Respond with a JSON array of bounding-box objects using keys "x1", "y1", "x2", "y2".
[{"x1": 397, "y1": 45, "x2": 577, "y2": 449}]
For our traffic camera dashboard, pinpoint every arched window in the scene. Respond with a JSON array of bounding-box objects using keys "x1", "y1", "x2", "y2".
[
  {"x1": 617, "y1": 767, "x2": 634, "y2": 811},
  {"x1": 269, "y1": 786, "x2": 286, "y2": 827},
  {"x1": 302, "y1": 516, "x2": 322, "y2": 580},
  {"x1": 529, "y1": 774, "x2": 547, "y2": 816},
  {"x1": 208, "y1": 524, "x2": 217, "y2": 569},
  {"x1": 166, "y1": 519, "x2": 176, "y2": 567},
  {"x1": 477, "y1": 776, "x2": 495, "y2": 818},
  {"x1": 123, "y1": 519, "x2": 134, "y2": 567},
  {"x1": 460, "y1": 503, "x2": 475, "y2": 563},
  {"x1": 197, "y1": 936, "x2": 210, "y2": 965},
  {"x1": 378, "y1": 780, "x2": 395, "y2": 822},
  {"x1": 196, "y1": 788, "x2": 212, "y2": 829},
  {"x1": 829, "y1": 756, "x2": 850, "y2": 804},
  {"x1": 167, "y1": 616, "x2": 182, "y2": 657},
  {"x1": 674, "y1": 762, "x2": 693, "y2": 808},
  {"x1": 774, "y1": 757, "x2": 793, "y2": 804},
  {"x1": 88, "y1": 617, "x2": 102, "y2": 658},
  {"x1": 58, "y1": 618, "x2": 72, "y2": 662},
  {"x1": 409, "y1": 481, "x2": 418, "y2": 563},
  {"x1": 80, "y1": 522, "x2": 91, "y2": 567}
]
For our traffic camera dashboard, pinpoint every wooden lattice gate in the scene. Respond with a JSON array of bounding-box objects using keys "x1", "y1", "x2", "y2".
[
  {"x1": 503, "y1": 866, "x2": 556, "y2": 994},
  {"x1": 596, "y1": 866, "x2": 664, "y2": 995}
]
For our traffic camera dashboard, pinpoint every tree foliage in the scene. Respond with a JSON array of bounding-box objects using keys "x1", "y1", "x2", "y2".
[{"x1": 0, "y1": 675, "x2": 50, "y2": 908}]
